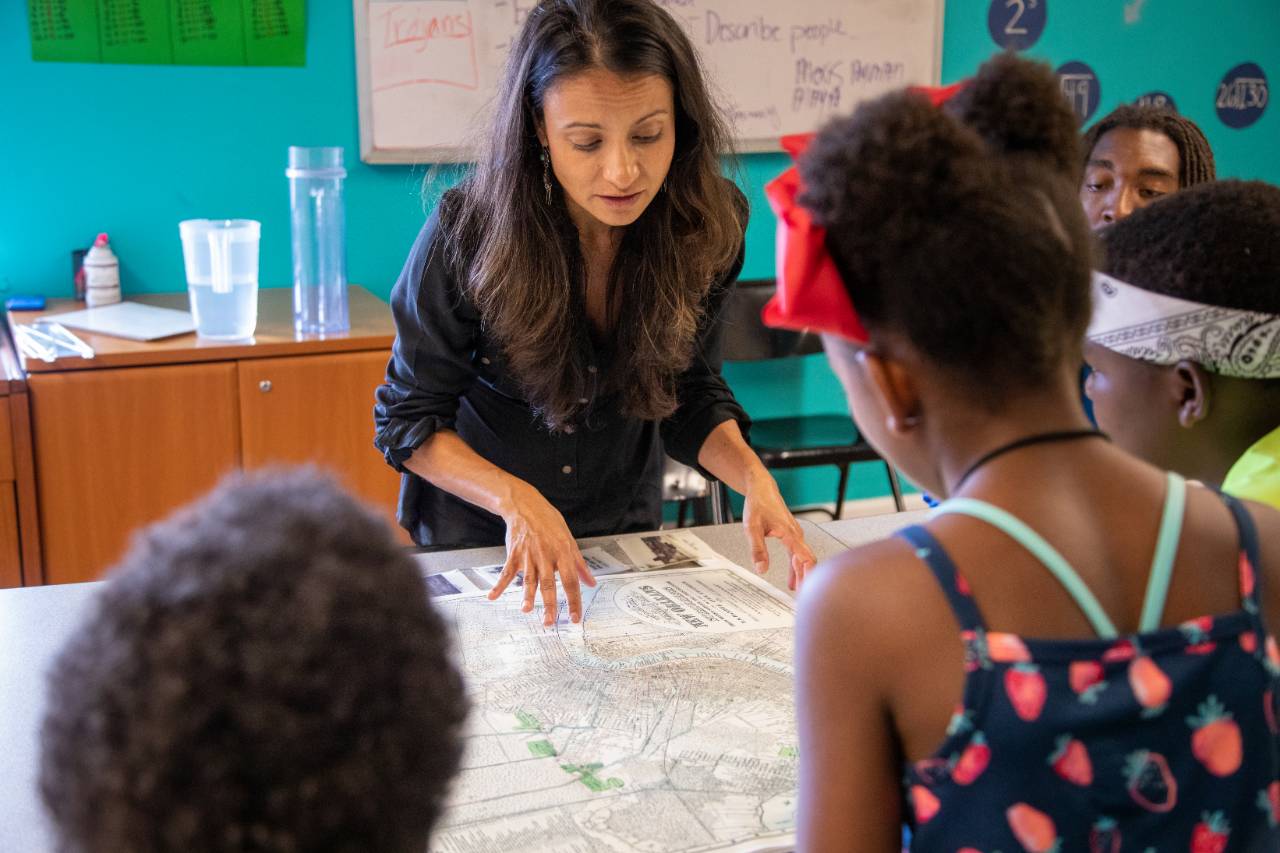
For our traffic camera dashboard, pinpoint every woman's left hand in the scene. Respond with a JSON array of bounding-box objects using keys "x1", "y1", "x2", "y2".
[{"x1": 741, "y1": 470, "x2": 817, "y2": 591}]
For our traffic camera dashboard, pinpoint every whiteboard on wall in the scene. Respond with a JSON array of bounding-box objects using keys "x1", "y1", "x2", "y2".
[{"x1": 354, "y1": 0, "x2": 945, "y2": 164}]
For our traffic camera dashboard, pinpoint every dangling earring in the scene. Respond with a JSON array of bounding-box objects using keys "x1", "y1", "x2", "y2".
[{"x1": 540, "y1": 146, "x2": 553, "y2": 204}]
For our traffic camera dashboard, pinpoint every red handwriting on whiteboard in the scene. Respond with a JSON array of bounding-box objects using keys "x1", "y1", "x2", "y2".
[
  {"x1": 371, "y1": 4, "x2": 479, "y2": 93},
  {"x1": 380, "y1": 7, "x2": 472, "y2": 51}
]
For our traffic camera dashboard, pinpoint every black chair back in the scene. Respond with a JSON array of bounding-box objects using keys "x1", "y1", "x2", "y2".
[
  {"x1": 714, "y1": 279, "x2": 907, "y2": 517},
  {"x1": 721, "y1": 279, "x2": 823, "y2": 362}
]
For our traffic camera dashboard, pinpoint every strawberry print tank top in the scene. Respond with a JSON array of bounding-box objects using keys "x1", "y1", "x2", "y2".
[{"x1": 900, "y1": 474, "x2": 1280, "y2": 852}]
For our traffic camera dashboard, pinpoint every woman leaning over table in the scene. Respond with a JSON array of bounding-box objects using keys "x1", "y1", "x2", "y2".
[{"x1": 374, "y1": 0, "x2": 815, "y2": 626}]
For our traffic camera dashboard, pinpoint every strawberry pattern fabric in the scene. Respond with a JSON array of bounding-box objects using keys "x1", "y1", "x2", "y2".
[{"x1": 899, "y1": 477, "x2": 1280, "y2": 851}]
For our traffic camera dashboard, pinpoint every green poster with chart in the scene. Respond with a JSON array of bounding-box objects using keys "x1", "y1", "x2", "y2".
[
  {"x1": 170, "y1": 0, "x2": 246, "y2": 66},
  {"x1": 27, "y1": 0, "x2": 99, "y2": 63},
  {"x1": 27, "y1": 0, "x2": 306, "y2": 66},
  {"x1": 99, "y1": 0, "x2": 173, "y2": 65},
  {"x1": 242, "y1": 0, "x2": 305, "y2": 67}
]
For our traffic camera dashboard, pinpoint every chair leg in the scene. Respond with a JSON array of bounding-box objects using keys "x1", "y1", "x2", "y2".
[
  {"x1": 691, "y1": 494, "x2": 711, "y2": 526},
  {"x1": 885, "y1": 462, "x2": 906, "y2": 512},
  {"x1": 708, "y1": 479, "x2": 733, "y2": 525},
  {"x1": 833, "y1": 463, "x2": 851, "y2": 520}
]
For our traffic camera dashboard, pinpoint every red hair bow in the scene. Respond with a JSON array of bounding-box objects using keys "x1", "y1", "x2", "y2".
[{"x1": 761, "y1": 81, "x2": 966, "y2": 343}]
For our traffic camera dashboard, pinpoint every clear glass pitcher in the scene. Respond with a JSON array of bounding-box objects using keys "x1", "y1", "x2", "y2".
[
  {"x1": 287, "y1": 146, "x2": 349, "y2": 335},
  {"x1": 178, "y1": 219, "x2": 260, "y2": 340}
]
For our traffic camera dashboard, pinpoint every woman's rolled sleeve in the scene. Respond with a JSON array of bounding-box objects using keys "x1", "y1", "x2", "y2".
[{"x1": 374, "y1": 209, "x2": 480, "y2": 473}]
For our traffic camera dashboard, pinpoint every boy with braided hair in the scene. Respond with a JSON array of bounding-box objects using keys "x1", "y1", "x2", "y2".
[{"x1": 1080, "y1": 103, "x2": 1216, "y2": 229}]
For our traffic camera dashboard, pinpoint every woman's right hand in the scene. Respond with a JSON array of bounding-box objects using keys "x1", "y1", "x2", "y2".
[{"x1": 489, "y1": 482, "x2": 596, "y2": 626}]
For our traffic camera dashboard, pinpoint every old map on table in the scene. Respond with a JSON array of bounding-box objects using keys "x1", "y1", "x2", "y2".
[{"x1": 430, "y1": 549, "x2": 798, "y2": 852}]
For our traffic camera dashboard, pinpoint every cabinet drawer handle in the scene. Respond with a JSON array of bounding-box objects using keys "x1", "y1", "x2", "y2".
[{"x1": 259, "y1": 380, "x2": 272, "y2": 393}]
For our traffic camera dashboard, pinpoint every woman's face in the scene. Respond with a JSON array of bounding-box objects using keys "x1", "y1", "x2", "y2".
[
  {"x1": 1080, "y1": 128, "x2": 1181, "y2": 230},
  {"x1": 539, "y1": 69, "x2": 676, "y2": 232}
]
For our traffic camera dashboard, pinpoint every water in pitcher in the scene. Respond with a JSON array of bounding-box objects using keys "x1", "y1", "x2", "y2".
[
  {"x1": 188, "y1": 280, "x2": 259, "y2": 340},
  {"x1": 179, "y1": 219, "x2": 261, "y2": 340}
]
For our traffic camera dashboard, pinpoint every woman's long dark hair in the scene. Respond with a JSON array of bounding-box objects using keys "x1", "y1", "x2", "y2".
[{"x1": 444, "y1": 0, "x2": 744, "y2": 430}]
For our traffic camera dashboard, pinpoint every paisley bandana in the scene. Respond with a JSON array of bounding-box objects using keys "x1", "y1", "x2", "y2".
[{"x1": 1088, "y1": 271, "x2": 1280, "y2": 378}]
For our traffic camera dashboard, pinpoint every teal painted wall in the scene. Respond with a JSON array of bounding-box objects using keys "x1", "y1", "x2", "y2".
[
  {"x1": 943, "y1": 0, "x2": 1280, "y2": 187},
  {"x1": 4, "y1": 2, "x2": 1278, "y2": 508}
]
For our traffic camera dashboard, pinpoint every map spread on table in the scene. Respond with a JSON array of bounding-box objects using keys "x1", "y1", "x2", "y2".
[{"x1": 426, "y1": 531, "x2": 798, "y2": 852}]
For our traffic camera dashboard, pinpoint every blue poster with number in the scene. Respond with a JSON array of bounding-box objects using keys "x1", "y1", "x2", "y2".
[
  {"x1": 1056, "y1": 61, "x2": 1101, "y2": 122},
  {"x1": 988, "y1": 0, "x2": 1047, "y2": 51},
  {"x1": 1216, "y1": 62, "x2": 1269, "y2": 128},
  {"x1": 1135, "y1": 91, "x2": 1178, "y2": 112}
]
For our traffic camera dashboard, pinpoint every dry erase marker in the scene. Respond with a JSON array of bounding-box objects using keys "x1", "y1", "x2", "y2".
[{"x1": 5, "y1": 295, "x2": 46, "y2": 311}]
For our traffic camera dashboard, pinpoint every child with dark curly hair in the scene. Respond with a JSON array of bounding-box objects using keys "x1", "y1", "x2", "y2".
[
  {"x1": 767, "y1": 55, "x2": 1280, "y2": 851},
  {"x1": 38, "y1": 468, "x2": 468, "y2": 853},
  {"x1": 1085, "y1": 180, "x2": 1280, "y2": 511}
]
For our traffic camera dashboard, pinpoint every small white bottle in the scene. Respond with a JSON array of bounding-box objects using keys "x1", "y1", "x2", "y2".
[{"x1": 83, "y1": 233, "x2": 121, "y2": 307}]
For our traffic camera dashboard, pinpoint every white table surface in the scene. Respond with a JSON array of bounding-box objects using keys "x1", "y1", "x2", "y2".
[
  {"x1": 0, "y1": 519, "x2": 851, "y2": 852},
  {"x1": 819, "y1": 509, "x2": 931, "y2": 550}
]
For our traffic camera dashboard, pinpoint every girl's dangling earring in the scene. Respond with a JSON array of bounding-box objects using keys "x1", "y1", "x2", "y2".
[{"x1": 541, "y1": 146, "x2": 553, "y2": 204}]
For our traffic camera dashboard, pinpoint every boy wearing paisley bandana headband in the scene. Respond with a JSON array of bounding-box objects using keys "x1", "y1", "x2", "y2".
[{"x1": 1085, "y1": 180, "x2": 1280, "y2": 509}]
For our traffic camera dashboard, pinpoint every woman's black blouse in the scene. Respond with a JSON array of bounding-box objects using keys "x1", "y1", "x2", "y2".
[{"x1": 373, "y1": 200, "x2": 750, "y2": 548}]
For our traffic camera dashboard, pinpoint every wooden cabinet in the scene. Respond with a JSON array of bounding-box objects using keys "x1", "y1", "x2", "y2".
[
  {"x1": 0, "y1": 390, "x2": 21, "y2": 585},
  {"x1": 0, "y1": 329, "x2": 40, "y2": 588},
  {"x1": 29, "y1": 363, "x2": 241, "y2": 584},
  {"x1": 238, "y1": 350, "x2": 400, "y2": 518},
  {"x1": 9, "y1": 287, "x2": 404, "y2": 585},
  {"x1": 0, "y1": 487, "x2": 21, "y2": 587}
]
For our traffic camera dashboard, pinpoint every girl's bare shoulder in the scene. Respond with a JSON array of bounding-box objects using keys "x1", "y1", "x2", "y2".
[{"x1": 798, "y1": 533, "x2": 952, "y2": 652}]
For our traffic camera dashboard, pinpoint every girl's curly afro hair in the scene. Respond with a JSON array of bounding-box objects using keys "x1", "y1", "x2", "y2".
[{"x1": 799, "y1": 54, "x2": 1094, "y2": 408}]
